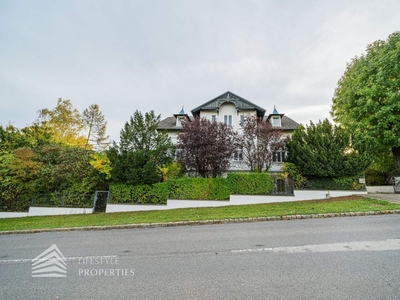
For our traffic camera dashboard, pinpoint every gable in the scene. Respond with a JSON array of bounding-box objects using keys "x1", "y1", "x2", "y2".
[{"x1": 191, "y1": 91, "x2": 266, "y2": 118}]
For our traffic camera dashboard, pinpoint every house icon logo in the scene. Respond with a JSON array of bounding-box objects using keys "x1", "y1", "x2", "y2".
[{"x1": 32, "y1": 244, "x2": 67, "y2": 277}]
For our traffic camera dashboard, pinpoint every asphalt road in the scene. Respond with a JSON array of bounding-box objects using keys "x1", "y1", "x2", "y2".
[{"x1": 1, "y1": 214, "x2": 400, "y2": 300}]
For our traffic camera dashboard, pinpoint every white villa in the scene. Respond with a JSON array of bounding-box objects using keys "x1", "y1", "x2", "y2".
[{"x1": 157, "y1": 91, "x2": 299, "y2": 171}]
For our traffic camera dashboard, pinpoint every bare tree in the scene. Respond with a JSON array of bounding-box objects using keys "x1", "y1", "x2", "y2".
[{"x1": 177, "y1": 118, "x2": 236, "y2": 177}]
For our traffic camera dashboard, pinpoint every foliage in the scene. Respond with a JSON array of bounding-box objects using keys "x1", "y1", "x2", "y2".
[
  {"x1": 109, "y1": 172, "x2": 275, "y2": 204},
  {"x1": 331, "y1": 31, "x2": 400, "y2": 168},
  {"x1": 287, "y1": 119, "x2": 371, "y2": 178},
  {"x1": 0, "y1": 123, "x2": 55, "y2": 151},
  {"x1": 169, "y1": 178, "x2": 231, "y2": 200},
  {"x1": 90, "y1": 153, "x2": 112, "y2": 180},
  {"x1": 280, "y1": 162, "x2": 307, "y2": 189},
  {"x1": 158, "y1": 161, "x2": 183, "y2": 182},
  {"x1": 300, "y1": 177, "x2": 364, "y2": 190},
  {"x1": 109, "y1": 110, "x2": 175, "y2": 185},
  {"x1": 109, "y1": 183, "x2": 169, "y2": 204},
  {"x1": 365, "y1": 168, "x2": 388, "y2": 186},
  {"x1": 38, "y1": 97, "x2": 86, "y2": 146},
  {"x1": 237, "y1": 116, "x2": 288, "y2": 172},
  {"x1": 0, "y1": 148, "x2": 42, "y2": 211},
  {"x1": 82, "y1": 104, "x2": 109, "y2": 150},
  {"x1": 227, "y1": 172, "x2": 274, "y2": 195},
  {"x1": 177, "y1": 117, "x2": 236, "y2": 178}
]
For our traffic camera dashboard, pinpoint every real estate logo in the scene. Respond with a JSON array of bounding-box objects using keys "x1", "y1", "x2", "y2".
[{"x1": 32, "y1": 244, "x2": 67, "y2": 277}]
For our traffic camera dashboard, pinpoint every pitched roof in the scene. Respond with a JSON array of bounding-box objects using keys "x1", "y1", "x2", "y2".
[
  {"x1": 191, "y1": 91, "x2": 266, "y2": 118},
  {"x1": 157, "y1": 116, "x2": 194, "y2": 130}
]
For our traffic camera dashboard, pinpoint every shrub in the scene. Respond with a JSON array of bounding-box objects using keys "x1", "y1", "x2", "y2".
[
  {"x1": 110, "y1": 183, "x2": 170, "y2": 204},
  {"x1": 227, "y1": 173, "x2": 274, "y2": 195},
  {"x1": 169, "y1": 178, "x2": 231, "y2": 200},
  {"x1": 301, "y1": 177, "x2": 364, "y2": 190}
]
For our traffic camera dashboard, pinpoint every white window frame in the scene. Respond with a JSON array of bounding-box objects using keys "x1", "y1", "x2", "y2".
[
  {"x1": 224, "y1": 115, "x2": 232, "y2": 127},
  {"x1": 272, "y1": 117, "x2": 281, "y2": 127}
]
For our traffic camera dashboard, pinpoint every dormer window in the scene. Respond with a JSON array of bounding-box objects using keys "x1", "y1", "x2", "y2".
[
  {"x1": 177, "y1": 117, "x2": 183, "y2": 127},
  {"x1": 272, "y1": 116, "x2": 281, "y2": 127}
]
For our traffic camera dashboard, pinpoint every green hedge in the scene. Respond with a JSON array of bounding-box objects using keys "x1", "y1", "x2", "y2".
[
  {"x1": 109, "y1": 183, "x2": 170, "y2": 204},
  {"x1": 301, "y1": 176, "x2": 364, "y2": 190},
  {"x1": 169, "y1": 178, "x2": 231, "y2": 200},
  {"x1": 227, "y1": 173, "x2": 274, "y2": 195},
  {"x1": 109, "y1": 173, "x2": 275, "y2": 204}
]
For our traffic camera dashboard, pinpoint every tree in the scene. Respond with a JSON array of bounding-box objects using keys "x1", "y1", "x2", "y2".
[
  {"x1": 286, "y1": 119, "x2": 371, "y2": 178},
  {"x1": 237, "y1": 116, "x2": 288, "y2": 172},
  {"x1": 177, "y1": 118, "x2": 236, "y2": 178},
  {"x1": 331, "y1": 31, "x2": 400, "y2": 169},
  {"x1": 82, "y1": 104, "x2": 109, "y2": 150},
  {"x1": 38, "y1": 98, "x2": 86, "y2": 146},
  {"x1": 109, "y1": 110, "x2": 174, "y2": 185}
]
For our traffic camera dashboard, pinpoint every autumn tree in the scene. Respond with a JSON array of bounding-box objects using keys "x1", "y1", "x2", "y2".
[
  {"x1": 82, "y1": 104, "x2": 109, "y2": 150},
  {"x1": 109, "y1": 110, "x2": 174, "y2": 185},
  {"x1": 286, "y1": 119, "x2": 371, "y2": 178},
  {"x1": 38, "y1": 97, "x2": 86, "y2": 146},
  {"x1": 177, "y1": 118, "x2": 236, "y2": 178},
  {"x1": 331, "y1": 31, "x2": 400, "y2": 169},
  {"x1": 237, "y1": 116, "x2": 288, "y2": 172}
]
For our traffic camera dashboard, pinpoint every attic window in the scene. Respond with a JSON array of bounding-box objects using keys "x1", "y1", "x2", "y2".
[
  {"x1": 177, "y1": 117, "x2": 184, "y2": 127},
  {"x1": 272, "y1": 117, "x2": 281, "y2": 127}
]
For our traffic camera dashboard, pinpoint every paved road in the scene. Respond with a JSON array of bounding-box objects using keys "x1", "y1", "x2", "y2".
[{"x1": 1, "y1": 215, "x2": 400, "y2": 300}]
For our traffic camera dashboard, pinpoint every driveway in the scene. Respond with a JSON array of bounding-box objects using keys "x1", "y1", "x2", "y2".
[{"x1": 365, "y1": 193, "x2": 400, "y2": 204}]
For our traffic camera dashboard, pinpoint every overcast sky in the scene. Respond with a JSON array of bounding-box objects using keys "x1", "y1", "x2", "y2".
[{"x1": 1, "y1": 0, "x2": 399, "y2": 142}]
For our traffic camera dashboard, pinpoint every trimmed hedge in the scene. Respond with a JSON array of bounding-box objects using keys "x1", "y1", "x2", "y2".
[
  {"x1": 227, "y1": 173, "x2": 274, "y2": 195},
  {"x1": 109, "y1": 172, "x2": 275, "y2": 204},
  {"x1": 300, "y1": 176, "x2": 364, "y2": 190},
  {"x1": 110, "y1": 183, "x2": 170, "y2": 204},
  {"x1": 169, "y1": 178, "x2": 231, "y2": 200}
]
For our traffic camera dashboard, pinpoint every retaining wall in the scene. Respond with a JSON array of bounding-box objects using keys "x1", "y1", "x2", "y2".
[{"x1": 106, "y1": 190, "x2": 368, "y2": 213}]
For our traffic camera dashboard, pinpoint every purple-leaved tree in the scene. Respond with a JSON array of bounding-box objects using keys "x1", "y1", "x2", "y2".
[{"x1": 177, "y1": 118, "x2": 236, "y2": 177}]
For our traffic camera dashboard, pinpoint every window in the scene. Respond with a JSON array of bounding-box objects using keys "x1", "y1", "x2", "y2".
[
  {"x1": 175, "y1": 149, "x2": 184, "y2": 160},
  {"x1": 233, "y1": 149, "x2": 243, "y2": 161},
  {"x1": 224, "y1": 115, "x2": 232, "y2": 127},
  {"x1": 272, "y1": 117, "x2": 281, "y2": 127},
  {"x1": 273, "y1": 150, "x2": 286, "y2": 163},
  {"x1": 176, "y1": 117, "x2": 183, "y2": 127},
  {"x1": 211, "y1": 115, "x2": 216, "y2": 123},
  {"x1": 240, "y1": 115, "x2": 245, "y2": 126}
]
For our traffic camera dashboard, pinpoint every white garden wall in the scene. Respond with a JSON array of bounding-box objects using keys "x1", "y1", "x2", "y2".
[
  {"x1": 28, "y1": 207, "x2": 94, "y2": 216},
  {"x1": 0, "y1": 212, "x2": 29, "y2": 218},
  {"x1": 106, "y1": 190, "x2": 368, "y2": 213},
  {"x1": 366, "y1": 186, "x2": 394, "y2": 194}
]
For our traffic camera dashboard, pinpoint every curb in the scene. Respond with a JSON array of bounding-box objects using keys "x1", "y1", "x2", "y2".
[{"x1": 1, "y1": 209, "x2": 400, "y2": 235}]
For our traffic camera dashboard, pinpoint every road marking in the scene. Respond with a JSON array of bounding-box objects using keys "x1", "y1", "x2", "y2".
[
  {"x1": 231, "y1": 239, "x2": 400, "y2": 254},
  {"x1": 0, "y1": 255, "x2": 118, "y2": 265}
]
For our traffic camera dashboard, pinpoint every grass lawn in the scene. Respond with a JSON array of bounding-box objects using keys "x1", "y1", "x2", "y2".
[{"x1": 1, "y1": 196, "x2": 400, "y2": 232}]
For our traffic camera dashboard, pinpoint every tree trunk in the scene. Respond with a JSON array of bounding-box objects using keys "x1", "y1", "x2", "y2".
[{"x1": 392, "y1": 146, "x2": 400, "y2": 169}]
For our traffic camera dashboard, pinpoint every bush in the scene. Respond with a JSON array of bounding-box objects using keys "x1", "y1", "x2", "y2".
[
  {"x1": 169, "y1": 177, "x2": 231, "y2": 200},
  {"x1": 109, "y1": 172, "x2": 275, "y2": 203},
  {"x1": 301, "y1": 177, "x2": 364, "y2": 190},
  {"x1": 109, "y1": 183, "x2": 170, "y2": 204},
  {"x1": 227, "y1": 173, "x2": 274, "y2": 195},
  {"x1": 365, "y1": 168, "x2": 387, "y2": 186}
]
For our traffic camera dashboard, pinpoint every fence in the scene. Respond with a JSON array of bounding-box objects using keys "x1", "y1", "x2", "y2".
[
  {"x1": 30, "y1": 194, "x2": 95, "y2": 208},
  {"x1": 269, "y1": 177, "x2": 294, "y2": 196}
]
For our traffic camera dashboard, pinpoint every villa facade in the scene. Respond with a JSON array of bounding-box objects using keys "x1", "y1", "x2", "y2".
[{"x1": 157, "y1": 91, "x2": 299, "y2": 171}]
